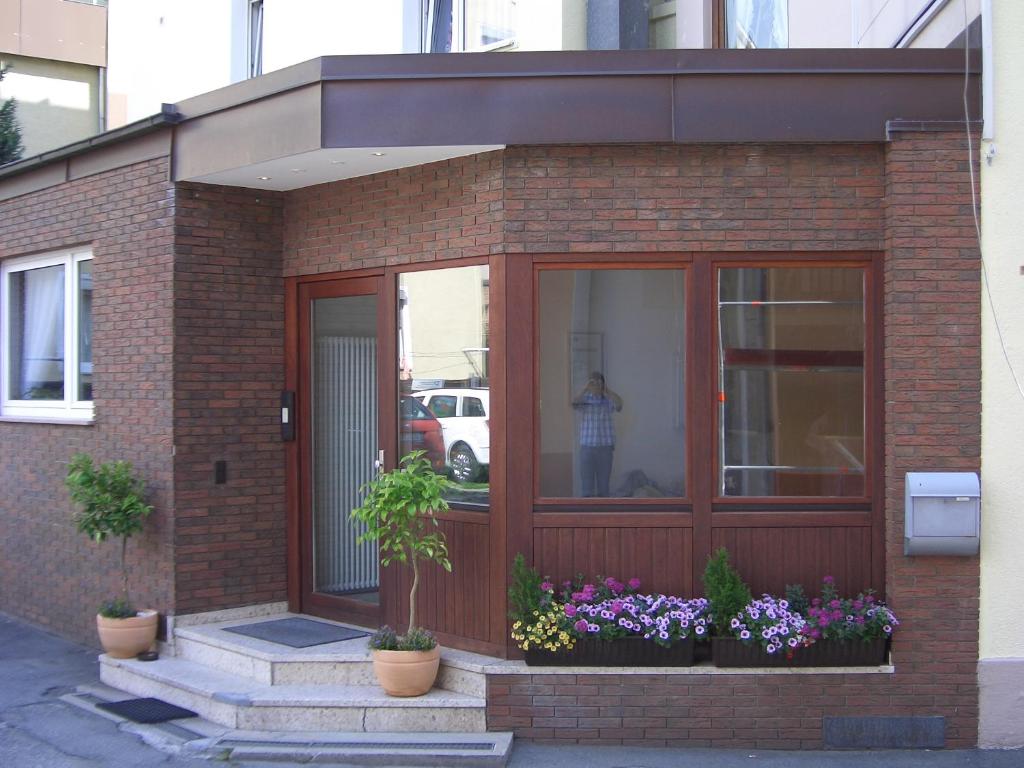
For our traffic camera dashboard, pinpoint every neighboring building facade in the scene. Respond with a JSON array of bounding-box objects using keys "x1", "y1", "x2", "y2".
[{"x1": 0, "y1": 0, "x2": 107, "y2": 157}]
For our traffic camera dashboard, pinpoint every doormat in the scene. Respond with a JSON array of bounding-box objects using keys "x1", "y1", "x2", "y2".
[
  {"x1": 223, "y1": 617, "x2": 369, "y2": 648},
  {"x1": 97, "y1": 697, "x2": 197, "y2": 723}
]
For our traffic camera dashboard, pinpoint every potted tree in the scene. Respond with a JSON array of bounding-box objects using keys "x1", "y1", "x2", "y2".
[
  {"x1": 351, "y1": 451, "x2": 452, "y2": 697},
  {"x1": 66, "y1": 453, "x2": 156, "y2": 659}
]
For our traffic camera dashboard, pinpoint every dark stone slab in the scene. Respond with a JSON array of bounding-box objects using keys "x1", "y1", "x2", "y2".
[{"x1": 823, "y1": 716, "x2": 945, "y2": 749}]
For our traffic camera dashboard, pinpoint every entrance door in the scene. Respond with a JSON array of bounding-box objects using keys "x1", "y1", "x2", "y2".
[{"x1": 298, "y1": 277, "x2": 385, "y2": 625}]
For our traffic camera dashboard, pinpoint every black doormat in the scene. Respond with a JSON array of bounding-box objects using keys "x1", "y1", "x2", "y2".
[
  {"x1": 222, "y1": 617, "x2": 369, "y2": 648},
  {"x1": 97, "y1": 697, "x2": 197, "y2": 723}
]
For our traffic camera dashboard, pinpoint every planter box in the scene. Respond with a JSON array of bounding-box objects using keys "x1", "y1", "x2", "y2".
[
  {"x1": 524, "y1": 636, "x2": 695, "y2": 667},
  {"x1": 711, "y1": 637, "x2": 887, "y2": 668}
]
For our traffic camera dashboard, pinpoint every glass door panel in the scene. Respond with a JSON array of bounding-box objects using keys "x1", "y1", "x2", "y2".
[{"x1": 309, "y1": 291, "x2": 380, "y2": 605}]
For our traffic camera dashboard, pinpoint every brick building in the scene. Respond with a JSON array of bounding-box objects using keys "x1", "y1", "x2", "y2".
[{"x1": 0, "y1": 50, "x2": 983, "y2": 748}]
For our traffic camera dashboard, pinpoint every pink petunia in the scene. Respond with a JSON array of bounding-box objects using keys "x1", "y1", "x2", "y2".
[{"x1": 628, "y1": 577, "x2": 642, "y2": 590}]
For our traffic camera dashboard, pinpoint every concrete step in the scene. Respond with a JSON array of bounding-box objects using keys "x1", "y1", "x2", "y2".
[
  {"x1": 65, "y1": 682, "x2": 511, "y2": 767},
  {"x1": 194, "y1": 731, "x2": 513, "y2": 766},
  {"x1": 99, "y1": 653, "x2": 486, "y2": 733},
  {"x1": 173, "y1": 616, "x2": 487, "y2": 697}
]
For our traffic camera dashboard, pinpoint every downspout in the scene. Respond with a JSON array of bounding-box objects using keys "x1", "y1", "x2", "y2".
[
  {"x1": 981, "y1": 0, "x2": 993, "y2": 140},
  {"x1": 98, "y1": 67, "x2": 107, "y2": 133}
]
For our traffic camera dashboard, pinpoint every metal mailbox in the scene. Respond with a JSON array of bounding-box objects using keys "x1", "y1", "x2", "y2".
[{"x1": 904, "y1": 472, "x2": 980, "y2": 556}]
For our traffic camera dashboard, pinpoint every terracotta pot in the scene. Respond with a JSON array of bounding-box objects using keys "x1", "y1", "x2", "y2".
[
  {"x1": 96, "y1": 609, "x2": 159, "y2": 659},
  {"x1": 371, "y1": 646, "x2": 441, "y2": 697}
]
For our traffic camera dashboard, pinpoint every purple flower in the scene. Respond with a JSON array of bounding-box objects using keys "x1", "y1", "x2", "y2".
[
  {"x1": 574, "y1": 619, "x2": 589, "y2": 633},
  {"x1": 540, "y1": 581, "x2": 553, "y2": 592},
  {"x1": 883, "y1": 625, "x2": 892, "y2": 634},
  {"x1": 564, "y1": 604, "x2": 577, "y2": 617},
  {"x1": 823, "y1": 575, "x2": 835, "y2": 584},
  {"x1": 628, "y1": 577, "x2": 642, "y2": 590},
  {"x1": 739, "y1": 630, "x2": 751, "y2": 640}
]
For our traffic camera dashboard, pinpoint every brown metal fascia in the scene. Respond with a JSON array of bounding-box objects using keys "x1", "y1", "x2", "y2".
[{"x1": 316, "y1": 48, "x2": 979, "y2": 80}]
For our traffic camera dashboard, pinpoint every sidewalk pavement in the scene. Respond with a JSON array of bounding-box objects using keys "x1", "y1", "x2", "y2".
[{"x1": 2, "y1": 611, "x2": 1021, "y2": 767}]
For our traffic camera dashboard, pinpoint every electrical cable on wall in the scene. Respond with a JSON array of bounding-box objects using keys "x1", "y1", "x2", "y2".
[{"x1": 962, "y1": 0, "x2": 1024, "y2": 401}]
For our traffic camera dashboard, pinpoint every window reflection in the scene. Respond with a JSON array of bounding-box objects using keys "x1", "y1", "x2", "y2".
[
  {"x1": 718, "y1": 267, "x2": 865, "y2": 497},
  {"x1": 399, "y1": 265, "x2": 490, "y2": 507},
  {"x1": 538, "y1": 269, "x2": 686, "y2": 500}
]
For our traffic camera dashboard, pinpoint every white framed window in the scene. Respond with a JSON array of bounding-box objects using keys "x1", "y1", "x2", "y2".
[{"x1": 1, "y1": 249, "x2": 93, "y2": 421}]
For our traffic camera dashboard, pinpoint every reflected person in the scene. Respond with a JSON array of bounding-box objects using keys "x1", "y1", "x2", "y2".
[{"x1": 572, "y1": 372, "x2": 623, "y2": 497}]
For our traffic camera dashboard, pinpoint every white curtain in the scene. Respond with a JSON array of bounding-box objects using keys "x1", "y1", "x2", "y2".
[
  {"x1": 729, "y1": 0, "x2": 789, "y2": 49},
  {"x1": 18, "y1": 265, "x2": 64, "y2": 399}
]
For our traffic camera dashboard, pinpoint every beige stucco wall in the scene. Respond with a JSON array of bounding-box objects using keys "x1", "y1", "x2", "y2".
[
  {"x1": 979, "y1": 0, "x2": 1024, "y2": 749},
  {"x1": 980, "y1": 0, "x2": 1024, "y2": 662},
  {"x1": 0, "y1": 54, "x2": 99, "y2": 156}
]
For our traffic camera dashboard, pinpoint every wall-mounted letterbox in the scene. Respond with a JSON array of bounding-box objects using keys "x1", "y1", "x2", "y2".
[{"x1": 904, "y1": 472, "x2": 980, "y2": 556}]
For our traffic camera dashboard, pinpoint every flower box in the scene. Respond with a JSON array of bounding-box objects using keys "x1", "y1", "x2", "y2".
[
  {"x1": 524, "y1": 636, "x2": 695, "y2": 667},
  {"x1": 711, "y1": 637, "x2": 887, "y2": 668}
]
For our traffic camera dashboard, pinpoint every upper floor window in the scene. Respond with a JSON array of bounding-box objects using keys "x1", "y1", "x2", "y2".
[
  {"x1": 727, "y1": 0, "x2": 788, "y2": 49},
  {"x1": 1, "y1": 250, "x2": 93, "y2": 420},
  {"x1": 424, "y1": 0, "x2": 516, "y2": 53},
  {"x1": 248, "y1": 0, "x2": 264, "y2": 77}
]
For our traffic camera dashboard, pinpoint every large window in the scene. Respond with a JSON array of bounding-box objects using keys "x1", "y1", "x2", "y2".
[
  {"x1": 538, "y1": 268, "x2": 686, "y2": 499},
  {"x1": 2, "y1": 249, "x2": 93, "y2": 420},
  {"x1": 718, "y1": 266, "x2": 865, "y2": 497},
  {"x1": 399, "y1": 265, "x2": 490, "y2": 507}
]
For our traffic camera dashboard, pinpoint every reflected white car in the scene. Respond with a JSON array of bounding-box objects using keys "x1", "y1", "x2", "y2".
[{"x1": 413, "y1": 388, "x2": 489, "y2": 482}]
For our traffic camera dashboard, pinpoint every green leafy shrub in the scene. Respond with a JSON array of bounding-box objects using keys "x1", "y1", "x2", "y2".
[
  {"x1": 508, "y1": 553, "x2": 548, "y2": 627},
  {"x1": 66, "y1": 454, "x2": 153, "y2": 614},
  {"x1": 369, "y1": 625, "x2": 438, "y2": 652},
  {"x1": 785, "y1": 583, "x2": 810, "y2": 615},
  {"x1": 351, "y1": 451, "x2": 452, "y2": 648},
  {"x1": 98, "y1": 598, "x2": 137, "y2": 620},
  {"x1": 701, "y1": 547, "x2": 752, "y2": 633}
]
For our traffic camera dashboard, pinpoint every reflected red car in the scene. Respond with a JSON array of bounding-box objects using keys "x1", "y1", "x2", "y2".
[{"x1": 399, "y1": 396, "x2": 446, "y2": 472}]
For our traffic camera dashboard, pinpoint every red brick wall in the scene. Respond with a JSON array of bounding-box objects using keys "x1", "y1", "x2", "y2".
[
  {"x1": 283, "y1": 152, "x2": 504, "y2": 275},
  {"x1": 485, "y1": 134, "x2": 980, "y2": 747},
  {"x1": 503, "y1": 144, "x2": 884, "y2": 253},
  {"x1": 172, "y1": 182, "x2": 287, "y2": 613},
  {"x1": 0, "y1": 158, "x2": 176, "y2": 646},
  {"x1": 882, "y1": 127, "x2": 981, "y2": 745}
]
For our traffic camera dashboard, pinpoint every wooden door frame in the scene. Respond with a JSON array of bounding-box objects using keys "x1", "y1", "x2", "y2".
[{"x1": 286, "y1": 269, "x2": 388, "y2": 627}]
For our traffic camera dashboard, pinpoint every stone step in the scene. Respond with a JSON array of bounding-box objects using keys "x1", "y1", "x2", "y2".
[
  {"x1": 66, "y1": 682, "x2": 511, "y2": 767},
  {"x1": 173, "y1": 616, "x2": 487, "y2": 697},
  {"x1": 99, "y1": 654, "x2": 486, "y2": 733}
]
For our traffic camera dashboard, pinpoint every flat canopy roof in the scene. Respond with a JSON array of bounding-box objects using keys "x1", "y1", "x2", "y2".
[{"x1": 0, "y1": 49, "x2": 981, "y2": 194}]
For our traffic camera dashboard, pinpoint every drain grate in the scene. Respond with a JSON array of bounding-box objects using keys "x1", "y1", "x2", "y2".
[{"x1": 221, "y1": 739, "x2": 495, "y2": 751}]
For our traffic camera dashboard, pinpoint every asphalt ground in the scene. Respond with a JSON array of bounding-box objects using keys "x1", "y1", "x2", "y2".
[{"x1": 1, "y1": 611, "x2": 1021, "y2": 768}]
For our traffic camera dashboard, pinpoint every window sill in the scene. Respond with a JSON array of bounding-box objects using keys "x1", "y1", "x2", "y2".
[{"x1": 0, "y1": 415, "x2": 94, "y2": 426}]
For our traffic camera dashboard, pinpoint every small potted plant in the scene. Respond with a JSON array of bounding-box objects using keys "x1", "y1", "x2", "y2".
[
  {"x1": 351, "y1": 451, "x2": 452, "y2": 696},
  {"x1": 66, "y1": 453, "x2": 156, "y2": 659}
]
